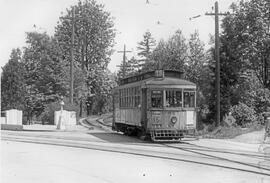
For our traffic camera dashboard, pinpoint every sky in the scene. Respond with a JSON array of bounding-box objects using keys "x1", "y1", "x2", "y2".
[{"x1": 0, "y1": 0, "x2": 236, "y2": 72}]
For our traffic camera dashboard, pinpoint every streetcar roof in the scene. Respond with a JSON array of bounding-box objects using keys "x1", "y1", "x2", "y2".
[
  {"x1": 144, "y1": 77, "x2": 196, "y2": 89},
  {"x1": 115, "y1": 70, "x2": 196, "y2": 90},
  {"x1": 116, "y1": 77, "x2": 196, "y2": 89},
  {"x1": 145, "y1": 77, "x2": 196, "y2": 86}
]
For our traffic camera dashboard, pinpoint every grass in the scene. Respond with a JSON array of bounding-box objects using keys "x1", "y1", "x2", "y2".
[
  {"x1": 100, "y1": 113, "x2": 264, "y2": 139},
  {"x1": 200, "y1": 123, "x2": 264, "y2": 139}
]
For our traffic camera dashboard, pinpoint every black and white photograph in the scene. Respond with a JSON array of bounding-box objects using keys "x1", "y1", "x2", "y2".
[{"x1": 1, "y1": 0, "x2": 270, "y2": 182}]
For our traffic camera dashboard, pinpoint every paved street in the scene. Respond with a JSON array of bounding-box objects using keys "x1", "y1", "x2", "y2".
[{"x1": 1, "y1": 118, "x2": 270, "y2": 183}]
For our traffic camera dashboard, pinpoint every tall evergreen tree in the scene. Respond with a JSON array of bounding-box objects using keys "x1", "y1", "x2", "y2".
[
  {"x1": 137, "y1": 31, "x2": 156, "y2": 67},
  {"x1": 117, "y1": 56, "x2": 140, "y2": 79}
]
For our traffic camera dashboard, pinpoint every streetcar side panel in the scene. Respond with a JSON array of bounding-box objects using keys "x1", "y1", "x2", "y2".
[{"x1": 112, "y1": 85, "x2": 142, "y2": 133}]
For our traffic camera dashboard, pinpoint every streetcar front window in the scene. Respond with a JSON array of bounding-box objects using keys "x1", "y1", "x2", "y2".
[
  {"x1": 165, "y1": 90, "x2": 182, "y2": 107},
  {"x1": 151, "y1": 90, "x2": 163, "y2": 108},
  {"x1": 184, "y1": 91, "x2": 195, "y2": 108}
]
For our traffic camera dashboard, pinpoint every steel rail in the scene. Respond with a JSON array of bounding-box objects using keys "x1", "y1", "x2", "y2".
[{"x1": 2, "y1": 135, "x2": 270, "y2": 177}]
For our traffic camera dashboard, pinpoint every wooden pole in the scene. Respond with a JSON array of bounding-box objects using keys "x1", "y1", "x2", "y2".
[
  {"x1": 215, "y1": 1, "x2": 220, "y2": 127},
  {"x1": 70, "y1": 7, "x2": 75, "y2": 104}
]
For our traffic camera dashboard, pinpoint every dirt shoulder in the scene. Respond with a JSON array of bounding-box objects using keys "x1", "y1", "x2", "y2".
[{"x1": 231, "y1": 129, "x2": 269, "y2": 144}]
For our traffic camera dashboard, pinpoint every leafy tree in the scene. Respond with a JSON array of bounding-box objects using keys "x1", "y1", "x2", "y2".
[
  {"x1": 206, "y1": 0, "x2": 270, "y2": 125},
  {"x1": 150, "y1": 30, "x2": 188, "y2": 71},
  {"x1": 185, "y1": 31, "x2": 207, "y2": 83},
  {"x1": 206, "y1": 44, "x2": 241, "y2": 124},
  {"x1": 88, "y1": 69, "x2": 117, "y2": 114},
  {"x1": 54, "y1": 0, "x2": 116, "y2": 113},
  {"x1": 54, "y1": 0, "x2": 115, "y2": 78},
  {"x1": 221, "y1": 0, "x2": 270, "y2": 88},
  {"x1": 1, "y1": 48, "x2": 26, "y2": 111},
  {"x1": 22, "y1": 32, "x2": 67, "y2": 122},
  {"x1": 185, "y1": 31, "x2": 210, "y2": 126}
]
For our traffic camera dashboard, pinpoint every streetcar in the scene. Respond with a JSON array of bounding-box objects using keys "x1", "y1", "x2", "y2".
[{"x1": 112, "y1": 70, "x2": 197, "y2": 142}]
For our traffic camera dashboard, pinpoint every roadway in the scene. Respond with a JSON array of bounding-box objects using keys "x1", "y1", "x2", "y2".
[{"x1": 1, "y1": 117, "x2": 270, "y2": 183}]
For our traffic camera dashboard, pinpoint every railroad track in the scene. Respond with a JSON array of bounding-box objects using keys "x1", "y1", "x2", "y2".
[
  {"x1": 80, "y1": 117, "x2": 112, "y2": 132},
  {"x1": 2, "y1": 131, "x2": 270, "y2": 177}
]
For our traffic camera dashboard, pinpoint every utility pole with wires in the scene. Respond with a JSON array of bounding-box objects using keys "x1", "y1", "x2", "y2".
[
  {"x1": 70, "y1": 7, "x2": 75, "y2": 105},
  {"x1": 189, "y1": 1, "x2": 229, "y2": 127},
  {"x1": 117, "y1": 44, "x2": 132, "y2": 78},
  {"x1": 61, "y1": 7, "x2": 87, "y2": 104},
  {"x1": 205, "y1": 1, "x2": 229, "y2": 127},
  {"x1": 61, "y1": 7, "x2": 75, "y2": 104}
]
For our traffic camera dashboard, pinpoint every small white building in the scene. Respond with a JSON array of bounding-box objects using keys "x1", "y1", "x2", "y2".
[
  {"x1": 1, "y1": 109, "x2": 22, "y2": 125},
  {"x1": 54, "y1": 110, "x2": 77, "y2": 127},
  {"x1": 1, "y1": 109, "x2": 23, "y2": 130}
]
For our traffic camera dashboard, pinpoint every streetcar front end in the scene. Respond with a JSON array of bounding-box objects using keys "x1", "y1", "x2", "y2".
[{"x1": 145, "y1": 77, "x2": 197, "y2": 142}]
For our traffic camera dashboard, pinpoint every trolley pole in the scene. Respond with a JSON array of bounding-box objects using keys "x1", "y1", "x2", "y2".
[
  {"x1": 70, "y1": 7, "x2": 75, "y2": 104},
  {"x1": 117, "y1": 44, "x2": 132, "y2": 78},
  {"x1": 205, "y1": 1, "x2": 228, "y2": 127}
]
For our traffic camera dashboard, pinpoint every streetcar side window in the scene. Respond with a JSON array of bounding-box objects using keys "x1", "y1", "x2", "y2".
[
  {"x1": 131, "y1": 87, "x2": 134, "y2": 107},
  {"x1": 119, "y1": 89, "x2": 122, "y2": 107},
  {"x1": 184, "y1": 91, "x2": 195, "y2": 108},
  {"x1": 151, "y1": 90, "x2": 163, "y2": 108},
  {"x1": 165, "y1": 90, "x2": 182, "y2": 107},
  {"x1": 135, "y1": 87, "x2": 141, "y2": 108}
]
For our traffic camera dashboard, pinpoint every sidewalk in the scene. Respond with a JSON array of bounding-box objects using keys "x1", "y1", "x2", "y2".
[{"x1": 22, "y1": 124, "x2": 88, "y2": 132}]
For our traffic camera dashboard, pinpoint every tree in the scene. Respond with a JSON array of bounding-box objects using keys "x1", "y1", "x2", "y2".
[
  {"x1": 22, "y1": 32, "x2": 67, "y2": 122},
  {"x1": 185, "y1": 31, "x2": 211, "y2": 126},
  {"x1": 88, "y1": 69, "x2": 117, "y2": 114},
  {"x1": 205, "y1": 0, "x2": 270, "y2": 124},
  {"x1": 221, "y1": 0, "x2": 270, "y2": 88},
  {"x1": 150, "y1": 30, "x2": 188, "y2": 71},
  {"x1": 117, "y1": 56, "x2": 140, "y2": 80},
  {"x1": 54, "y1": 0, "x2": 115, "y2": 76},
  {"x1": 1, "y1": 48, "x2": 26, "y2": 111},
  {"x1": 137, "y1": 31, "x2": 156, "y2": 67},
  {"x1": 185, "y1": 31, "x2": 207, "y2": 84},
  {"x1": 54, "y1": 0, "x2": 115, "y2": 112}
]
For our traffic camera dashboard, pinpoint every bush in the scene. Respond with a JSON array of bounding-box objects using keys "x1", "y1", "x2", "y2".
[
  {"x1": 253, "y1": 88, "x2": 270, "y2": 115},
  {"x1": 230, "y1": 102, "x2": 257, "y2": 127}
]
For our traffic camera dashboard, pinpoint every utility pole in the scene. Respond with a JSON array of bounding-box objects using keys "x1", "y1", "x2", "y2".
[
  {"x1": 117, "y1": 44, "x2": 132, "y2": 78},
  {"x1": 64, "y1": 7, "x2": 85, "y2": 104},
  {"x1": 205, "y1": 1, "x2": 228, "y2": 127},
  {"x1": 70, "y1": 7, "x2": 75, "y2": 104}
]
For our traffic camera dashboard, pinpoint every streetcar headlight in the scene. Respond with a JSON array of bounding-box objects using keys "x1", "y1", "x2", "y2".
[{"x1": 171, "y1": 116, "x2": 177, "y2": 124}]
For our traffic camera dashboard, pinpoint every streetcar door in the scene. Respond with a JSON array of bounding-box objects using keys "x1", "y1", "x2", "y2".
[{"x1": 141, "y1": 88, "x2": 147, "y2": 128}]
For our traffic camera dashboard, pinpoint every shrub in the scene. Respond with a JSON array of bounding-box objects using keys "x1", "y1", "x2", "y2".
[
  {"x1": 253, "y1": 88, "x2": 270, "y2": 115},
  {"x1": 230, "y1": 102, "x2": 257, "y2": 127}
]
